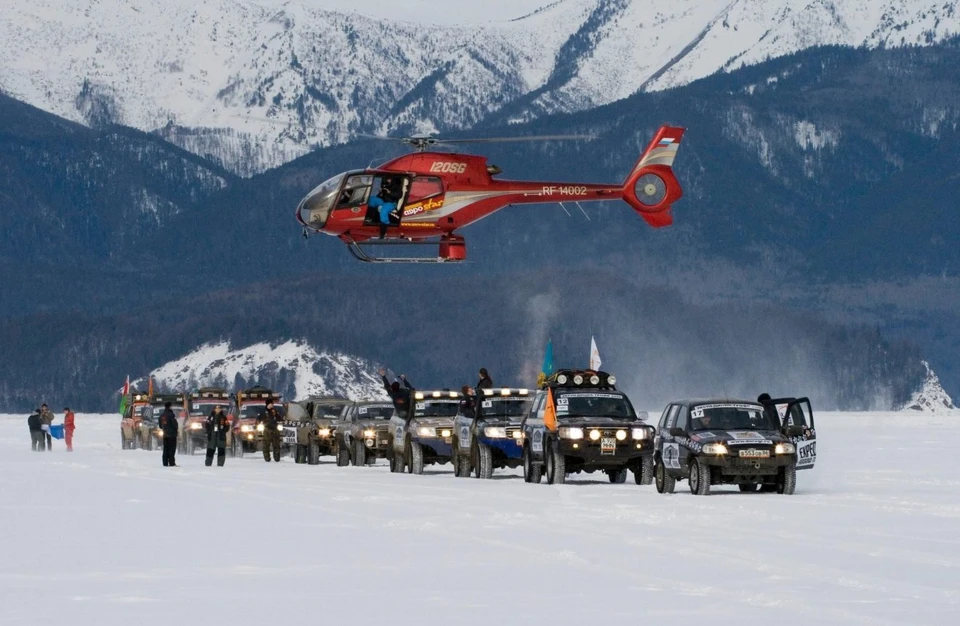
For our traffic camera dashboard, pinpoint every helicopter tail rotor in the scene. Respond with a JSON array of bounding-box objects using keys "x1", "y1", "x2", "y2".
[{"x1": 621, "y1": 125, "x2": 685, "y2": 228}]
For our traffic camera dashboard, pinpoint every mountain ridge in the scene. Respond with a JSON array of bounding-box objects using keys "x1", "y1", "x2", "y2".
[{"x1": 4, "y1": 0, "x2": 960, "y2": 174}]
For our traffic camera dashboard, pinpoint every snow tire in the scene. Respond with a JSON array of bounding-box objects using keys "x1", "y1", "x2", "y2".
[
  {"x1": 689, "y1": 458, "x2": 711, "y2": 496},
  {"x1": 477, "y1": 443, "x2": 494, "y2": 480},
  {"x1": 634, "y1": 455, "x2": 654, "y2": 485},
  {"x1": 778, "y1": 464, "x2": 797, "y2": 495},
  {"x1": 523, "y1": 448, "x2": 542, "y2": 484},
  {"x1": 655, "y1": 459, "x2": 675, "y2": 494},
  {"x1": 545, "y1": 441, "x2": 566, "y2": 485},
  {"x1": 353, "y1": 439, "x2": 367, "y2": 467},
  {"x1": 409, "y1": 441, "x2": 424, "y2": 475}
]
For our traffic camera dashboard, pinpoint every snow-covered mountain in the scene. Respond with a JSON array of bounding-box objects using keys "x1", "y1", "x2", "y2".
[
  {"x1": 901, "y1": 361, "x2": 956, "y2": 414},
  {"x1": 144, "y1": 340, "x2": 388, "y2": 401},
  {"x1": 2, "y1": 0, "x2": 959, "y2": 174}
]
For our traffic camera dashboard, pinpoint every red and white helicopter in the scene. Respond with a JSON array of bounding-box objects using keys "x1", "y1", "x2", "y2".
[{"x1": 295, "y1": 126, "x2": 685, "y2": 263}]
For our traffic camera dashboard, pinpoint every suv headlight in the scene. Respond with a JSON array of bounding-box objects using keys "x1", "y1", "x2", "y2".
[
  {"x1": 317, "y1": 428, "x2": 331, "y2": 437},
  {"x1": 256, "y1": 424, "x2": 265, "y2": 432},
  {"x1": 703, "y1": 443, "x2": 728, "y2": 455},
  {"x1": 276, "y1": 425, "x2": 283, "y2": 431},
  {"x1": 483, "y1": 426, "x2": 507, "y2": 438},
  {"x1": 559, "y1": 427, "x2": 584, "y2": 440},
  {"x1": 775, "y1": 442, "x2": 795, "y2": 454},
  {"x1": 189, "y1": 423, "x2": 203, "y2": 430},
  {"x1": 240, "y1": 425, "x2": 253, "y2": 433},
  {"x1": 632, "y1": 428, "x2": 650, "y2": 440},
  {"x1": 417, "y1": 426, "x2": 437, "y2": 437},
  {"x1": 363, "y1": 429, "x2": 375, "y2": 438}
]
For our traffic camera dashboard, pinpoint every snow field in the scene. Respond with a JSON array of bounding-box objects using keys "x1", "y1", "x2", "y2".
[{"x1": 0, "y1": 412, "x2": 958, "y2": 625}]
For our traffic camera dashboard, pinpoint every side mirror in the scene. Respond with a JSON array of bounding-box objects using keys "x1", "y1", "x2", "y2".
[{"x1": 669, "y1": 427, "x2": 685, "y2": 438}]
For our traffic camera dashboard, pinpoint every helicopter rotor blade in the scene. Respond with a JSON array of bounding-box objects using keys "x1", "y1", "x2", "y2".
[{"x1": 430, "y1": 134, "x2": 596, "y2": 144}]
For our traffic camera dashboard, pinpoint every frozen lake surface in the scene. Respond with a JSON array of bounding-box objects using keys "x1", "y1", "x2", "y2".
[{"x1": 1, "y1": 412, "x2": 958, "y2": 625}]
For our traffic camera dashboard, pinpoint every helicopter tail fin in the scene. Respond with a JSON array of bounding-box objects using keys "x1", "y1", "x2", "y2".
[{"x1": 621, "y1": 126, "x2": 685, "y2": 228}]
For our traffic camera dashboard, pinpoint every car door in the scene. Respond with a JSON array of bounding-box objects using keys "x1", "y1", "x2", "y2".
[
  {"x1": 779, "y1": 397, "x2": 816, "y2": 470},
  {"x1": 660, "y1": 404, "x2": 683, "y2": 473}
]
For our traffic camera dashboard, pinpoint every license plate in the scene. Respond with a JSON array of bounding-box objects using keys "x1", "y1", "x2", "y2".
[
  {"x1": 739, "y1": 449, "x2": 769, "y2": 458},
  {"x1": 600, "y1": 437, "x2": 616, "y2": 454}
]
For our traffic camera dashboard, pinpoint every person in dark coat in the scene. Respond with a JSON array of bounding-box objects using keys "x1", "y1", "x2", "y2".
[
  {"x1": 256, "y1": 399, "x2": 283, "y2": 463},
  {"x1": 39, "y1": 403, "x2": 55, "y2": 451},
  {"x1": 379, "y1": 369, "x2": 413, "y2": 417},
  {"x1": 459, "y1": 385, "x2": 479, "y2": 420},
  {"x1": 477, "y1": 368, "x2": 493, "y2": 390},
  {"x1": 28, "y1": 409, "x2": 44, "y2": 451},
  {"x1": 205, "y1": 405, "x2": 229, "y2": 467},
  {"x1": 158, "y1": 402, "x2": 179, "y2": 467}
]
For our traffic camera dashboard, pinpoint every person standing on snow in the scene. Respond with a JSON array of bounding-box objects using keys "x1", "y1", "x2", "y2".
[
  {"x1": 63, "y1": 407, "x2": 76, "y2": 452},
  {"x1": 204, "y1": 405, "x2": 229, "y2": 467},
  {"x1": 477, "y1": 368, "x2": 493, "y2": 390},
  {"x1": 380, "y1": 369, "x2": 413, "y2": 417},
  {"x1": 158, "y1": 402, "x2": 179, "y2": 467},
  {"x1": 39, "y1": 404, "x2": 55, "y2": 451},
  {"x1": 257, "y1": 399, "x2": 283, "y2": 463},
  {"x1": 28, "y1": 409, "x2": 45, "y2": 451}
]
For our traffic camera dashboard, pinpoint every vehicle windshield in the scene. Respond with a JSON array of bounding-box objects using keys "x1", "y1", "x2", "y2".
[
  {"x1": 298, "y1": 172, "x2": 345, "y2": 230},
  {"x1": 190, "y1": 402, "x2": 230, "y2": 416},
  {"x1": 356, "y1": 405, "x2": 394, "y2": 420},
  {"x1": 238, "y1": 404, "x2": 266, "y2": 418},
  {"x1": 690, "y1": 404, "x2": 776, "y2": 431},
  {"x1": 554, "y1": 391, "x2": 636, "y2": 420},
  {"x1": 414, "y1": 400, "x2": 460, "y2": 418},
  {"x1": 132, "y1": 404, "x2": 149, "y2": 417},
  {"x1": 314, "y1": 402, "x2": 349, "y2": 419},
  {"x1": 479, "y1": 398, "x2": 532, "y2": 418}
]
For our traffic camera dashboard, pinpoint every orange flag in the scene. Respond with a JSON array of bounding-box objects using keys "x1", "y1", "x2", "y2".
[
  {"x1": 544, "y1": 387, "x2": 557, "y2": 432},
  {"x1": 147, "y1": 376, "x2": 154, "y2": 397}
]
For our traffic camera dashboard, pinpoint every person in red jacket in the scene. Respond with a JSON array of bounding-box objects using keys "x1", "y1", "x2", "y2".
[{"x1": 63, "y1": 407, "x2": 76, "y2": 451}]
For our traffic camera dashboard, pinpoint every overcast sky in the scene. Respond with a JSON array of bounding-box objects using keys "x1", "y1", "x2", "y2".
[{"x1": 271, "y1": 0, "x2": 556, "y2": 24}]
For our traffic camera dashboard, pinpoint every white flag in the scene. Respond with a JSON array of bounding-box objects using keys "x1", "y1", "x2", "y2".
[{"x1": 589, "y1": 336, "x2": 602, "y2": 370}]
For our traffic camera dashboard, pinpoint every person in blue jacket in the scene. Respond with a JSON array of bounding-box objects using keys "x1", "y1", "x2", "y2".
[{"x1": 369, "y1": 177, "x2": 402, "y2": 239}]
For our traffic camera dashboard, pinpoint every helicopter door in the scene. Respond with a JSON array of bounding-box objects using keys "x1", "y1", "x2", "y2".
[{"x1": 364, "y1": 175, "x2": 410, "y2": 228}]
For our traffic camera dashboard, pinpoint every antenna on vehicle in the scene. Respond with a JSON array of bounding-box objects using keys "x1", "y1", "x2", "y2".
[{"x1": 558, "y1": 202, "x2": 571, "y2": 217}]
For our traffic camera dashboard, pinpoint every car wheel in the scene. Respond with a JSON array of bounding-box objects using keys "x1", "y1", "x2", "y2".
[
  {"x1": 353, "y1": 439, "x2": 367, "y2": 467},
  {"x1": 689, "y1": 458, "x2": 711, "y2": 496},
  {"x1": 477, "y1": 443, "x2": 494, "y2": 480},
  {"x1": 409, "y1": 441, "x2": 424, "y2": 475},
  {"x1": 523, "y1": 448, "x2": 542, "y2": 484},
  {"x1": 145, "y1": 434, "x2": 154, "y2": 451},
  {"x1": 655, "y1": 459, "x2": 675, "y2": 494},
  {"x1": 634, "y1": 455, "x2": 654, "y2": 485},
  {"x1": 453, "y1": 448, "x2": 470, "y2": 478},
  {"x1": 188, "y1": 438, "x2": 197, "y2": 456},
  {"x1": 739, "y1": 483, "x2": 760, "y2": 493},
  {"x1": 336, "y1": 441, "x2": 350, "y2": 467},
  {"x1": 545, "y1": 441, "x2": 566, "y2": 485},
  {"x1": 778, "y1": 464, "x2": 797, "y2": 495},
  {"x1": 308, "y1": 441, "x2": 320, "y2": 465},
  {"x1": 607, "y1": 468, "x2": 628, "y2": 484}
]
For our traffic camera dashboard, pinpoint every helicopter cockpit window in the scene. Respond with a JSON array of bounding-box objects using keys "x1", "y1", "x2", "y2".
[
  {"x1": 335, "y1": 174, "x2": 373, "y2": 209},
  {"x1": 407, "y1": 176, "x2": 443, "y2": 203},
  {"x1": 298, "y1": 173, "x2": 344, "y2": 229}
]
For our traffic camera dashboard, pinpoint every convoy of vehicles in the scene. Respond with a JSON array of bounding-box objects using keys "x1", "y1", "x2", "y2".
[{"x1": 116, "y1": 372, "x2": 814, "y2": 496}]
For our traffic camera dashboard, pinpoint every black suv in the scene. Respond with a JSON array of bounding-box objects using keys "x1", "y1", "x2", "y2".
[
  {"x1": 520, "y1": 370, "x2": 655, "y2": 485},
  {"x1": 653, "y1": 397, "x2": 816, "y2": 496}
]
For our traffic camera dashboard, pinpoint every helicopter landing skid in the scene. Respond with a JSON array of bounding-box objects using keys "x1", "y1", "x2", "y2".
[{"x1": 345, "y1": 235, "x2": 467, "y2": 264}]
